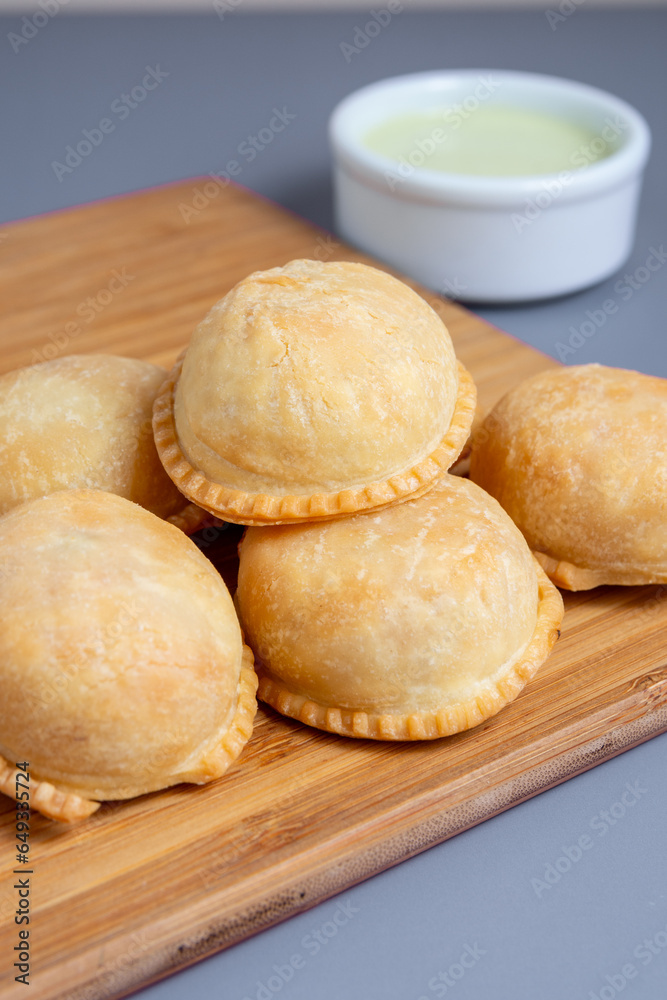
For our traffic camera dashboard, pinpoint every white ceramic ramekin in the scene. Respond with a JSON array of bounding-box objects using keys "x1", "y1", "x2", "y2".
[{"x1": 329, "y1": 70, "x2": 651, "y2": 303}]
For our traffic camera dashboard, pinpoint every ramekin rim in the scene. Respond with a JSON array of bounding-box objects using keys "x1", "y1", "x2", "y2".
[{"x1": 329, "y1": 68, "x2": 652, "y2": 208}]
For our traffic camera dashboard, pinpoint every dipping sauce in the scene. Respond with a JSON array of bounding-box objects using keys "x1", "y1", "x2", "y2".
[{"x1": 363, "y1": 104, "x2": 618, "y2": 177}]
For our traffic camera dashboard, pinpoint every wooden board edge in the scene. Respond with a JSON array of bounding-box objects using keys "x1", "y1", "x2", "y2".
[
  {"x1": 45, "y1": 686, "x2": 667, "y2": 1000},
  {"x1": 0, "y1": 177, "x2": 559, "y2": 391},
  {"x1": 0, "y1": 180, "x2": 663, "y2": 1000}
]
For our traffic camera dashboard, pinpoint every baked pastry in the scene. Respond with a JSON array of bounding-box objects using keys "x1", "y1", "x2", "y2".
[
  {"x1": 236, "y1": 475, "x2": 563, "y2": 739},
  {"x1": 0, "y1": 353, "x2": 195, "y2": 524},
  {"x1": 449, "y1": 400, "x2": 486, "y2": 477},
  {"x1": 470, "y1": 363, "x2": 667, "y2": 590},
  {"x1": 154, "y1": 259, "x2": 476, "y2": 525},
  {"x1": 0, "y1": 490, "x2": 257, "y2": 822}
]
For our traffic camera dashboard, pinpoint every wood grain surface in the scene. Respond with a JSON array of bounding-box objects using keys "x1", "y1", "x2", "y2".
[{"x1": 0, "y1": 181, "x2": 666, "y2": 1000}]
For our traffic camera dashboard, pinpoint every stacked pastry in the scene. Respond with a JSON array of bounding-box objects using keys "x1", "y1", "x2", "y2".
[
  {"x1": 153, "y1": 259, "x2": 564, "y2": 741},
  {"x1": 0, "y1": 258, "x2": 573, "y2": 823}
]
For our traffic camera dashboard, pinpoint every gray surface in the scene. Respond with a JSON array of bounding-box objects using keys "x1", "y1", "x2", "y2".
[
  {"x1": 143, "y1": 739, "x2": 667, "y2": 1000},
  {"x1": 2, "y1": 9, "x2": 666, "y2": 1000},
  {"x1": 2, "y1": 10, "x2": 667, "y2": 372}
]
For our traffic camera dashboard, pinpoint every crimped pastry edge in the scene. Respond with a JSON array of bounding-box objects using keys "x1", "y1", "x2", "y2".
[
  {"x1": 176, "y1": 643, "x2": 258, "y2": 784},
  {"x1": 0, "y1": 645, "x2": 258, "y2": 823},
  {"x1": 166, "y1": 501, "x2": 215, "y2": 535},
  {"x1": 153, "y1": 356, "x2": 477, "y2": 526},
  {"x1": 533, "y1": 550, "x2": 667, "y2": 591},
  {"x1": 255, "y1": 560, "x2": 564, "y2": 741},
  {"x1": 0, "y1": 756, "x2": 100, "y2": 823}
]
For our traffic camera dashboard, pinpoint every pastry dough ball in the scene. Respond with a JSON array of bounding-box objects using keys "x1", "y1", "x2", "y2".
[
  {"x1": 236, "y1": 476, "x2": 563, "y2": 740},
  {"x1": 470, "y1": 364, "x2": 667, "y2": 590},
  {"x1": 0, "y1": 490, "x2": 257, "y2": 821},
  {"x1": 155, "y1": 259, "x2": 476, "y2": 524},
  {"x1": 0, "y1": 354, "x2": 186, "y2": 519}
]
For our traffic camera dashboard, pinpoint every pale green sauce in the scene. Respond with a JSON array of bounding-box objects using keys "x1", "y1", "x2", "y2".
[{"x1": 363, "y1": 104, "x2": 616, "y2": 177}]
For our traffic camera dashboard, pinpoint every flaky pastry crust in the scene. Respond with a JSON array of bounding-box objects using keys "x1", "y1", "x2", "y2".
[
  {"x1": 0, "y1": 490, "x2": 257, "y2": 821},
  {"x1": 255, "y1": 563, "x2": 560, "y2": 740},
  {"x1": 0, "y1": 354, "x2": 194, "y2": 523},
  {"x1": 0, "y1": 650, "x2": 256, "y2": 823},
  {"x1": 0, "y1": 756, "x2": 99, "y2": 823},
  {"x1": 155, "y1": 356, "x2": 476, "y2": 526},
  {"x1": 470, "y1": 364, "x2": 667, "y2": 590},
  {"x1": 236, "y1": 476, "x2": 564, "y2": 739},
  {"x1": 153, "y1": 260, "x2": 476, "y2": 525}
]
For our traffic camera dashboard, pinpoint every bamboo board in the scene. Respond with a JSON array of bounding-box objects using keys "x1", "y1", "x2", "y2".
[{"x1": 0, "y1": 181, "x2": 666, "y2": 1000}]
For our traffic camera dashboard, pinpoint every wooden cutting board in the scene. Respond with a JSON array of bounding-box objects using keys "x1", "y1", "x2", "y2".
[{"x1": 1, "y1": 182, "x2": 666, "y2": 1000}]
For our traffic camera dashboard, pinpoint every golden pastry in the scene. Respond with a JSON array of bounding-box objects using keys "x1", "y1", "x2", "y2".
[
  {"x1": 449, "y1": 400, "x2": 486, "y2": 477},
  {"x1": 470, "y1": 363, "x2": 667, "y2": 590},
  {"x1": 154, "y1": 259, "x2": 476, "y2": 525},
  {"x1": 0, "y1": 490, "x2": 257, "y2": 822},
  {"x1": 236, "y1": 475, "x2": 563, "y2": 739},
  {"x1": 0, "y1": 353, "x2": 195, "y2": 524}
]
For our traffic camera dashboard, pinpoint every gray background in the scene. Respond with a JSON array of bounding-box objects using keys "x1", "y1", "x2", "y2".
[{"x1": 1, "y1": 8, "x2": 666, "y2": 1000}]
